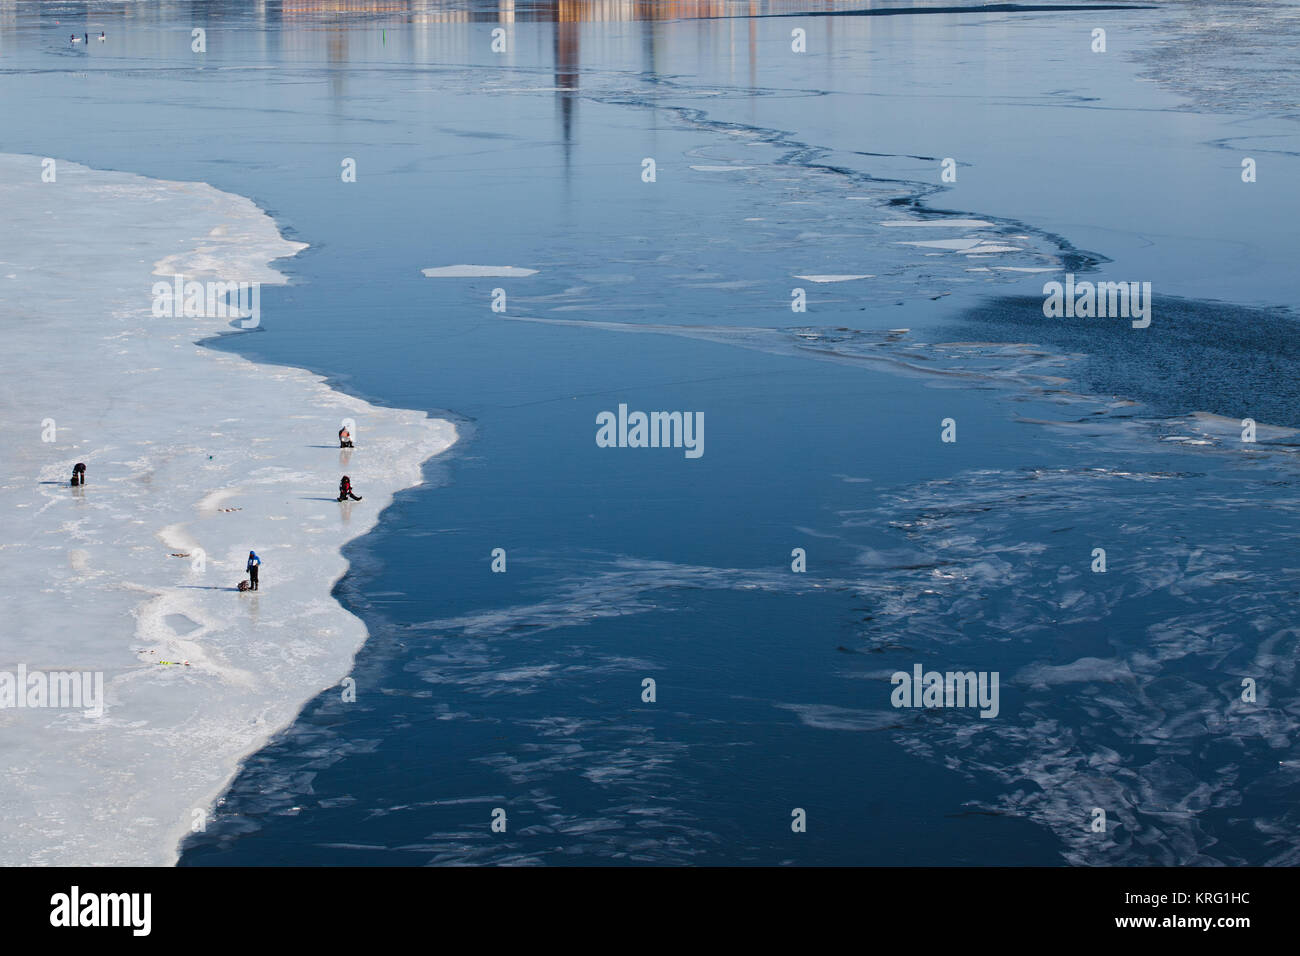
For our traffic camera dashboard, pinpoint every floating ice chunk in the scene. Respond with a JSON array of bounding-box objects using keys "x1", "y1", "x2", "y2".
[
  {"x1": 1187, "y1": 411, "x2": 1297, "y2": 440},
  {"x1": 1017, "y1": 657, "x2": 1135, "y2": 689},
  {"x1": 775, "y1": 703, "x2": 902, "y2": 732},
  {"x1": 793, "y1": 274, "x2": 874, "y2": 283},
  {"x1": 423, "y1": 265, "x2": 540, "y2": 277},
  {"x1": 880, "y1": 219, "x2": 995, "y2": 228},
  {"x1": 900, "y1": 238, "x2": 1022, "y2": 255},
  {"x1": 422, "y1": 265, "x2": 538, "y2": 277},
  {"x1": 900, "y1": 238, "x2": 987, "y2": 250}
]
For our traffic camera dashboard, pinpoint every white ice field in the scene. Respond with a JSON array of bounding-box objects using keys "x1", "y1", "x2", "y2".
[{"x1": 0, "y1": 154, "x2": 457, "y2": 864}]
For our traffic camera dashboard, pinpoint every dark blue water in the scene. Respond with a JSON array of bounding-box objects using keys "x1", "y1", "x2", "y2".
[{"x1": 6, "y1": 0, "x2": 1299, "y2": 865}]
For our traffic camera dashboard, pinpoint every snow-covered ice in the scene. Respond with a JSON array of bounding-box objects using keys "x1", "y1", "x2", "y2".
[{"x1": 0, "y1": 154, "x2": 456, "y2": 865}]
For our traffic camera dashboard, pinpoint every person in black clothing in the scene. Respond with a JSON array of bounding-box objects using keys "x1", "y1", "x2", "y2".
[
  {"x1": 71, "y1": 462, "x2": 86, "y2": 486},
  {"x1": 338, "y1": 426, "x2": 354, "y2": 449},
  {"x1": 337, "y1": 476, "x2": 362, "y2": 501},
  {"x1": 246, "y1": 551, "x2": 261, "y2": 591}
]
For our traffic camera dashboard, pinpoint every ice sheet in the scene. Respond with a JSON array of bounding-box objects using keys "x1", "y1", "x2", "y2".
[{"x1": 0, "y1": 154, "x2": 456, "y2": 865}]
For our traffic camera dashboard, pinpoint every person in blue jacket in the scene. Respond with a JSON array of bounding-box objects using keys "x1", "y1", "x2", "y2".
[{"x1": 246, "y1": 550, "x2": 261, "y2": 591}]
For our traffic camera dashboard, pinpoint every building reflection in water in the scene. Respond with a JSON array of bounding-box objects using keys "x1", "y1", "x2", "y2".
[
  {"x1": 135, "y1": 1, "x2": 861, "y2": 168},
  {"x1": 278, "y1": 0, "x2": 852, "y2": 19},
  {"x1": 272, "y1": 0, "x2": 864, "y2": 174},
  {"x1": 555, "y1": 9, "x2": 579, "y2": 172}
]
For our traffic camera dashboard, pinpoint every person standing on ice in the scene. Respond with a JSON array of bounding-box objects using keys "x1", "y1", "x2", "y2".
[
  {"x1": 246, "y1": 550, "x2": 261, "y2": 591},
  {"x1": 338, "y1": 425, "x2": 353, "y2": 448},
  {"x1": 71, "y1": 462, "x2": 86, "y2": 486},
  {"x1": 337, "y1": 476, "x2": 362, "y2": 502}
]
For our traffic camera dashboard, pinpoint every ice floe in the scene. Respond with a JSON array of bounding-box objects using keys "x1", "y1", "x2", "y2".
[
  {"x1": 422, "y1": 265, "x2": 538, "y2": 278},
  {"x1": 0, "y1": 154, "x2": 456, "y2": 865}
]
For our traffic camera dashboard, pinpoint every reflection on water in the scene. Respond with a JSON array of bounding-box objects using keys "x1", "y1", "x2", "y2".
[
  {"x1": 23, "y1": 0, "x2": 918, "y2": 26},
  {"x1": 282, "y1": 0, "x2": 889, "y2": 23},
  {"x1": 555, "y1": 12, "x2": 578, "y2": 167},
  {"x1": 19, "y1": 0, "x2": 1008, "y2": 31}
]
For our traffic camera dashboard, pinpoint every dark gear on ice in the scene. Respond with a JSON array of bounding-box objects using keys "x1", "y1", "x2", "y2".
[{"x1": 337, "y1": 476, "x2": 362, "y2": 501}]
